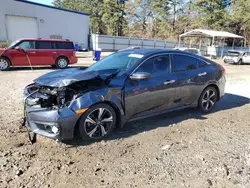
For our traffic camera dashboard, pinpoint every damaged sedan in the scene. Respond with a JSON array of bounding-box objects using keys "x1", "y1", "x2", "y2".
[{"x1": 23, "y1": 49, "x2": 226, "y2": 142}]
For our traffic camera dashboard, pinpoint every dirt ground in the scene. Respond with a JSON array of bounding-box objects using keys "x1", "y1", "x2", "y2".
[{"x1": 1, "y1": 59, "x2": 250, "y2": 188}]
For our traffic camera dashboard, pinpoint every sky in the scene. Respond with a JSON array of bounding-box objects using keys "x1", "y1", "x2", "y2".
[{"x1": 28, "y1": 0, "x2": 53, "y2": 6}]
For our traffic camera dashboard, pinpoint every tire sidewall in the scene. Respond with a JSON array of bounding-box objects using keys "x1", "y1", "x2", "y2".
[
  {"x1": 55, "y1": 57, "x2": 69, "y2": 69},
  {"x1": 78, "y1": 103, "x2": 117, "y2": 141},
  {"x1": 198, "y1": 86, "x2": 217, "y2": 113},
  {"x1": 0, "y1": 57, "x2": 10, "y2": 71}
]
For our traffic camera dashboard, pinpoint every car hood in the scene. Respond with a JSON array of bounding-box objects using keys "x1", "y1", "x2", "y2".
[{"x1": 34, "y1": 68, "x2": 119, "y2": 87}]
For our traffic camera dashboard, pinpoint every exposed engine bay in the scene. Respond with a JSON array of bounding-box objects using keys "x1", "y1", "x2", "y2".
[{"x1": 25, "y1": 79, "x2": 105, "y2": 109}]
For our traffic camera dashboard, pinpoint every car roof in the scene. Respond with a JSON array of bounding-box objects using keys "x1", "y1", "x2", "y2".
[
  {"x1": 227, "y1": 50, "x2": 246, "y2": 53},
  {"x1": 123, "y1": 48, "x2": 200, "y2": 57},
  {"x1": 18, "y1": 38, "x2": 73, "y2": 42}
]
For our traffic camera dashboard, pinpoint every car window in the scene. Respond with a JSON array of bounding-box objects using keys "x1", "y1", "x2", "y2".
[
  {"x1": 135, "y1": 55, "x2": 170, "y2": 76},
  {"x1": 36, "y1": 41, "x2": 52, "y2": 49},
  {"x1": 51, "y1": 42, "x2": 57, "y2": 49},
  {"x1": 56, "y1": 42, "x2": 74, "y2": 49},
  {"x1": 171, "y1": 54, "x2": 197, "y2": 73},
  {"x1": 19, "y1": 41, "x2": 35, "y2": 49}
]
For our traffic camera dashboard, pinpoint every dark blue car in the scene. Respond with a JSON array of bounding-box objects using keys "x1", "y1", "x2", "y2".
[{"x1": 23, "y1": 49, "x2": 226, "y2": 142}]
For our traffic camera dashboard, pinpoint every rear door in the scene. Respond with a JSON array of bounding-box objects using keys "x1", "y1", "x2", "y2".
[
  {"x1": 171, "y1": 54, "x2": 206, "y2": 107},
  {"x1": 35, "y1": 41, "x2": 54, "y2": 65},
  {"x1": 56, "y1": 41, "x2": 75, "y2": 61},
  {"x1": 124, "y1": 54, "x2": 176, "y2": 118}
]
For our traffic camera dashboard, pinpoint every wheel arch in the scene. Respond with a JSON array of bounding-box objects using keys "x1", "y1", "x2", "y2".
[
  {"x1": 55, "y1": 55, "x2": 69, "y2": 63},
  {"x1": 73, "y1": 101, "x2": 122, "y2": 139},
  {"x1": 201, "y1": 84, "x2": 220, "y2": 101},
  {"x1": 0, "y1": 56, "x2": 12, "y2": 65}
]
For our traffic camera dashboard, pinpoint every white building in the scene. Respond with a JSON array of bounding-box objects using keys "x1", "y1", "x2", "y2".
[{"x1": 0, "y1": 0, "x2": 90, "y2": 48}]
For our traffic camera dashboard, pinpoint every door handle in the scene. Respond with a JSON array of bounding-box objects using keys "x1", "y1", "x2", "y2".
[
  {"x1": 198, "y1": 72, "x2": 207, "y2": 76},
  {"x1": 164, "y1": 80, "x2": 175, "y2": 85},
  {"x1": 29, "y1": 52, "x2": 36, "y2": 54},
  {"x1": 52, "y1": 52, "x2": 57, "y2": 54}
]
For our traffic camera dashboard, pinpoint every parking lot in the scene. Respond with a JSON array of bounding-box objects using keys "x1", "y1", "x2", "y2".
[{"x1": 1, "y1": 58, "x2": 250, "y2": 188}]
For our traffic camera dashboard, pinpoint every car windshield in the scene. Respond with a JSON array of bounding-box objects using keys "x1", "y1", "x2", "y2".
[
  {"x1": 86, "y1": 51, "x2": 143, "y2": 73},
  {"x1": 6, "y1": 40, "x2": 19, "y2": 49},
  {"x1": 228, "y1": 52, "x2": 240, "y2": 57}
]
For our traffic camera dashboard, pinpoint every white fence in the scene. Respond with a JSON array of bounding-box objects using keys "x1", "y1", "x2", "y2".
[
  {"x1": 90, "y1": 34, "x2": 250, "y2": 57},
  {"x1": 90, "y1": 34, "x2": 177, "y2": 52}
]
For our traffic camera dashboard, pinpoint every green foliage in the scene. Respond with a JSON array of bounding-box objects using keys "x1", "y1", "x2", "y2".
[
  {"x1": 52, "y1": 0, "x2": 250, "y2": 44},
  {"x1": 192, "y1": 0, "x2": 230, "y2": 30}
]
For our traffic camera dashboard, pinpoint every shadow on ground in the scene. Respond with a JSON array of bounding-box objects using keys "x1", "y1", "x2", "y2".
[{"x1": 64, "y1": 93, "x2": 250, "y2": 147}]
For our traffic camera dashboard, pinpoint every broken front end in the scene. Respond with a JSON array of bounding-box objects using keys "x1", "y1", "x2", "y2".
[{"x1": 23, "y1": 82, "x2": 92, "y2": 141}]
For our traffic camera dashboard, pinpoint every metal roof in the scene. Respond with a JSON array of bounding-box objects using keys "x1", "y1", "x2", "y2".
[
  {"x1": 180, "y1": 29, "x2": 243, "y2": 39},
  {"x1": 15, "y1": 0, "x2": 90, "y2": 16}
]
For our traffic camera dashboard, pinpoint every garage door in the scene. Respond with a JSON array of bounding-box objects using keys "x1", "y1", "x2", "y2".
[{"x1": 6, "y1": 16, "x2": 38, "y2": 42}]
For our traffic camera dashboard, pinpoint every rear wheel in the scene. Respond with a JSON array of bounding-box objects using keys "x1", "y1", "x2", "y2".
[
  {"x1": 198, "y1": 87, "x2": 218, "y2": 113},
  {"x1": 78, "y1": 103, "x2": 117, "y2": 141},
  {"x1": 0, "y1": 57, "x2": 10, "y2": 71},
  {"x1": 55, "y1": 57, "x2": 69, "y2": 69}
]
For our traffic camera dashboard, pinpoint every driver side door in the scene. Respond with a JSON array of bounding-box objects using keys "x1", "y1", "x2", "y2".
[
  {"x1": 124, "y1": 54, "x2": 176, "y2": 119},
  {"x1": 10, "y1": 40, "x2": 36, "y2": 66}
]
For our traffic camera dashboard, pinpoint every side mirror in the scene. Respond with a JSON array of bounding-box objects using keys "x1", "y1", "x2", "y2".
[
  {"x1": 15, "y1": 46, "x2": 25, "y2": 52},
  {"x1": 130, "y1": 72, "x2": 151, "y2": 80}
]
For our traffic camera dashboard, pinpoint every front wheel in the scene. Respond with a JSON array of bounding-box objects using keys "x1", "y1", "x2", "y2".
[
  {"x1": 55, "y1": 57, "x2": 69, "y2": 69},
  {"x1": 198, "y1": 87, "x2": 218, "y2": 113},
  {"x1": 0, "y1": 57, "x2": 11, "y2": 71},
  {"x1": 78, "y1": 103, "x2": 117, "y2": 141}
]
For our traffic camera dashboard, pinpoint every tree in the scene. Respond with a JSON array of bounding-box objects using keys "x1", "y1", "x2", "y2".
[
  {"x1": 192, "y1": 0, "x2": 230, "y2": 30},
  {"x1": 229, "y1": 0, "x2": 250, "y2": 45},
  {"x1": 102, "y1": 0, "x2": 127, "y2": 36}
]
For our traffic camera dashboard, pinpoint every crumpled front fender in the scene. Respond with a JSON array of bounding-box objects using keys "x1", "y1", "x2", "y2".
[{"x1": 68, "y1": 88, "x2": 124, "y2": 116}]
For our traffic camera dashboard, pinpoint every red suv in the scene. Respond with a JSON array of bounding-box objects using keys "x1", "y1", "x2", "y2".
[{"x1": 0, "y1": 38, "x2": 78, "y2": 71}]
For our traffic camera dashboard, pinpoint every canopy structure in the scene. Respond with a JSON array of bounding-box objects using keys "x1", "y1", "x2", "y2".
[
  {"x1": 179, "y1": 29, "x2": 244, "y2": 39},
  {"x1": 178, "y1": 29, "x2": 245, "y2": 57}
]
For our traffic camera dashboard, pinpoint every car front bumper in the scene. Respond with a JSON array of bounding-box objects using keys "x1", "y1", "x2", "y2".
[
  {"x1": 25, "y1": 106, "x2": 81, "y2": 140},
  {"x1": 24, "y1": 87, "x2": 81, "y2": 141}
]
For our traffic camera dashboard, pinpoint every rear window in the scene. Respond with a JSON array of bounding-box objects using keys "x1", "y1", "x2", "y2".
[
  {"x1": 56, "y1": 42, "x2": 74, "y2": 49},
  {"x1": 171, "y1": 54, "x2": 198, "y2": 73},
  {"x1": 36, "y1": 41, "x2": 52, "y2": 49}
]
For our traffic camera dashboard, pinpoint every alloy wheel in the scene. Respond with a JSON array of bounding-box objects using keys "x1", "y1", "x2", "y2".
[
  {"x1": 201, "y1": 89, "x2": 216, "y2": 111},
  {"x1": 84, "y1": 108, "x2": 113, "y2": 138},
  {"x1": 0, "y1": 59, "x2": 8, "y2": 70},
  {"x1": 58, "y1": 59, "x2": 68, "y2": 68}
]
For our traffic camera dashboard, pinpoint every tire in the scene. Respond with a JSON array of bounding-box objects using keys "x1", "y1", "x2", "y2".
[
  {"x1": 238, "y1": 59, "x2": 243, "y2": 65},
  {"x1": 78, "y1": 103, "x2": 117, "y2": 141},
  {"x1": 55, "y1": 57, "x2": 69, "y2": 69},
  {"x1": 0, "y1": 57, "x2": 11, "y2": 71},
  {"x1": 198, "y1": 86, "x2": 218, "y2": 113}
]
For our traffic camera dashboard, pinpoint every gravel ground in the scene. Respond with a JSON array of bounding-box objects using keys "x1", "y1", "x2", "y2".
[{"x1": 1, "y1": 60, "x2": 250, "y2": 188}]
